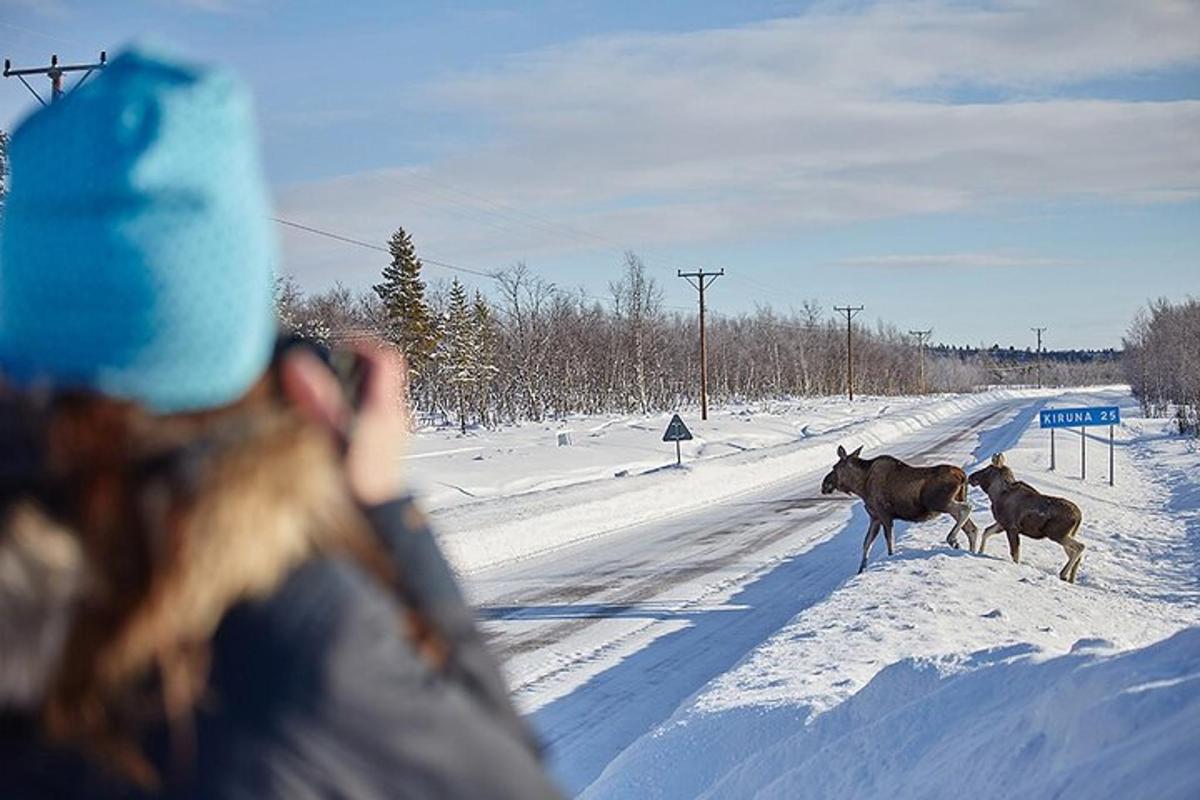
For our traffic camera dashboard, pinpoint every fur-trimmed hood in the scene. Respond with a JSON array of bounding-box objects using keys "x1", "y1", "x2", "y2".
[
  {"x1": 0, "y1": 399, "x2": 384, "y2": 743},
  {"x1": 0, "y1": 501, "x2": 83, "y2": 710},
  {"x1": 0, "y1": 396, "x2": 564, "y2": 800}
]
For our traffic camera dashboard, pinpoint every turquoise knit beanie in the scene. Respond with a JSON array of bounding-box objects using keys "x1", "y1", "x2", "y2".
[{"x1": 0, "y1": 46, "x2": 277, "y2": 413}]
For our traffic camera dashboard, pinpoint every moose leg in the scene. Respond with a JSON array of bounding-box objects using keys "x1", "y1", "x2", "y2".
[
  {"x1": 944, "y1": 502, "x2": 971, "y2": 550},
  {"x1": 1061, "y1": 538, "x2": 1085, "y2": 583},
  {"x1": 1006, "y1": 529, "x2": 1021, "y2": 564},
  {"x1": 962, "y1": 516, "x2": 980, "y2": 554},
  {"x1": 1058, "y1": 540, "x2": 1075, "y2": 581},
  {"x1": 1069, "y1": 540, "x2": 1085, "y2": 582},
  {"x1": 859, "y1": 519, "x2": 882, "y2": 574},
  {"x1": 979, "y1": 522, "x2": 1004, "y2": 554},
  {"x1": 883, "y1": 518, "x2": 896, "y2": 557}
]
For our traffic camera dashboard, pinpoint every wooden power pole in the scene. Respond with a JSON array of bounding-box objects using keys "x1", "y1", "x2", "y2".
[
  {"x1": 835, "y1": 305, "x2": 864, "y2": 401},
  {"x1": 1031, "y1": 326, "x2": 1046, "y2": 389},
  {"x1": 4, "y1": 52, "x2": 107, "y2": 106},
  {"x1": 909, "y1": 328, "x2": 932, "y2": 394},
  {"x1": 678, "y1": 268, "x2": 724, "y2": 420}
]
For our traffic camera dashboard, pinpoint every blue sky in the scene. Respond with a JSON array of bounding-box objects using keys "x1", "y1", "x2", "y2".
[{"x1": 2, "y1": 0, "x2": 1198, "y2": 349}]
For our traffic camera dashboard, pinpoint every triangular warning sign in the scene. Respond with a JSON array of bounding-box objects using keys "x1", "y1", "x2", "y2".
[{"x1": 662, "y1": 413, "x2": 694, "y2": 442}]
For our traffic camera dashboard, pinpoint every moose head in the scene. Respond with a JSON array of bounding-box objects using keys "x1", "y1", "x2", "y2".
[
  {"x1": 821, "y1": 444, "x2": 864, "y2": 495},
  {"x1": 968, "y1": 452, "x2": 1014, "y2": 493}
]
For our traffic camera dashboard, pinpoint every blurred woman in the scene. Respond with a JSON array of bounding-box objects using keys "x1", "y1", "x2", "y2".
[{"x1": 0, "y1": 47, "x2": 561, "y2": 800}]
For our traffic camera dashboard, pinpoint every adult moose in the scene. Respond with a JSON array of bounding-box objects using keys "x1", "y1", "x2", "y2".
[
  {"x1": 822, "y1": 445, "x2": 979, "y2": 574},
  {"x1": 968, "y1": 453, "x2": 1085, "y2": 583}
]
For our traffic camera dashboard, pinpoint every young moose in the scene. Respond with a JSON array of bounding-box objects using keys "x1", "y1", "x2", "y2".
[
  {"x1": 968, "y1": 453, "x2": 1085, "y2": 582},
  {"x1": 821, "y1": 445, "x2": 979, "y2": 574}
]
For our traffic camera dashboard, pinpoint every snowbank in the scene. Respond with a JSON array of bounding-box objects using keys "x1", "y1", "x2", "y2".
[{"x1": 700, "y1": 630, "x2": 1200, "y2": 799}]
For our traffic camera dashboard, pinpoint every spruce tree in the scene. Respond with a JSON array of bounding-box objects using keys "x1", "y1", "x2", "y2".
[
  {"x1": 443, "y1": 278, "x2": 477, "y2": 433},
  {"x1": 373, "y1": 227, "x2": 437, "y2": 380},
  {"x1": 472, "y1": 290, "x2": 498, "y2": 426}
]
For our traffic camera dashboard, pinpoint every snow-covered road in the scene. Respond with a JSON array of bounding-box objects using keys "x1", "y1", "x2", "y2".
[
  {"x1": 446, "y1": 388, "x2": 1199, "y2": 797},
  {"x1": 466, "y1": 395, "x2": 1033, "y2": 791}
]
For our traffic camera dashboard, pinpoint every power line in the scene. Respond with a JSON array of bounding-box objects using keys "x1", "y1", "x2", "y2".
[
  {"x1": 4, "y1": 51, "x2": 107, "y2": 106},
  {"x1": 271, "y1": 215, "x2": 695, "y2": 313},
  {"x1": 271, "y1": 217, "x2": 495, "y2": 278},
  {"x1": 678, "y1": 269, "x2": 724, "y2": 420},
  {"x1": 272, "y1": 217, "x2": 1027, "y2": 361},
  {"x1": 834, "y1": 305, "x2": 864, "y2": 401},
  {"x1": 909, "y1": 328, "x2": 932, "y2": 394},
  {"x1": 1031, "y1": 327, "x2": 1047, "y2": 389}
]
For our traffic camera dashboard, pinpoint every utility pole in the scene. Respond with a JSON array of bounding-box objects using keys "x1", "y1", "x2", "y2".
[
  {"x1": 1031, "y1": 327, "x2": 1046, "y2": 389},
  {"x1": 678, "y1": 268, "x2": 724, "y2": 420},
  {"x1": 834, "y1": 305, "x2": 864, "y2": 401},
  {"x1": 4, "y1": 52, "x2": 107, "y2": 106},
  {"x1": 909, "y1": 328, "x2": 932, "y2": 394}
]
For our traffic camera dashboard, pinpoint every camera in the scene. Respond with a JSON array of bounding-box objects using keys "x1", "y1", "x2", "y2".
[{"x1": 274, "y1": 333, "x2": 369, "y2": 414}]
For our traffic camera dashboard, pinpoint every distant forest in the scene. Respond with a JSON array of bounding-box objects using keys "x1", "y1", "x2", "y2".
[{"x1": 930, "y1": 344, "x2": 1123, "y2": 388}]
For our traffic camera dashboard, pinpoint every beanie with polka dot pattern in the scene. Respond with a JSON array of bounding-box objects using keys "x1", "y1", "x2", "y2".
[{"x1": 0, "y1": 45, "x2": 277, "y2": 413}]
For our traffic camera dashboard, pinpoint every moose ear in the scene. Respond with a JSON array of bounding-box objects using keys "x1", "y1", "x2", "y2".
[
  {"x1": 991, "y1": 453, "x2": 1005, "y2": 466},
  {"x1": 850, "y1": 446, "x2": 863, "y2": 459},
  {"x1": 837, "y1": 445, "x2": 847, "y2": 459}
]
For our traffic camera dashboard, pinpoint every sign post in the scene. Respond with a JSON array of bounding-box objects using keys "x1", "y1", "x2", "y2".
[
  {"x1": 1038, "y1": 406, "x2": 1120, "y2": 484},
  {"x1": 662, "y1": 413, "x2": 694, "y2": 466},
  {"x1": 1109, "y1": 425, "x2": 1115, "y2": 487}
]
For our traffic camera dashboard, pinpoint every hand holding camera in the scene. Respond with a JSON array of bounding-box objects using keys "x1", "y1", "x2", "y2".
[{"x1": 279, "y1": 339, "x2": 409, "y2": 507}]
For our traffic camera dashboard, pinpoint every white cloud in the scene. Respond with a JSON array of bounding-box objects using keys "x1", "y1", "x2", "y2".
[
  {"x1": 277, "y1": 0, "x2": 1200, "y2": 286},
  {"x1": 436, "y1": 0, "x2": 1200, "y2": 106},
  {"x1": 147, "y1": 0, "x2": 273, "y2": 14},
  {"x1": 0, "y1": 1, "x2": 71, "y2": 19},
  {"x1": 838, "y1": 252, "x2": 1078, "y2": 269}
]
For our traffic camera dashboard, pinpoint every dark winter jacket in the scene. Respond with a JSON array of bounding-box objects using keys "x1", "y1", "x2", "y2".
[{"x1": 0, "y1": 495, "x2": 563, "y2": 799}]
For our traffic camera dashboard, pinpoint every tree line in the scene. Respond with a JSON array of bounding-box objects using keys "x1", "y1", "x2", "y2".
[
  {"x1": 1123, "y1": 297, "x2": 1200, "y2": 436},
  {"x1": 931, "y1": 344, "x2": 1123, "y2": 388},
  {"x1": 277, "y1": 227, "x2": 1122, "y2": 429}
]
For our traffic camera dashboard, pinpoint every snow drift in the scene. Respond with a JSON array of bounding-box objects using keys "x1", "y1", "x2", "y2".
[{"x1": 702, "y1": 629, "x2": 1200, "y2": 799}]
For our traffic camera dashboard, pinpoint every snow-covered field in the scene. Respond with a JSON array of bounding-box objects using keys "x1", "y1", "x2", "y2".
[{"x1": 408, "y1": 387, "x2": 1200, "y2": 798}]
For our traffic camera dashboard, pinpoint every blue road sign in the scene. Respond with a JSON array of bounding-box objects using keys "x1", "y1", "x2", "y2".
[{"x1": 1039, "y1": 406, "x2": 1120, "y2": 429}]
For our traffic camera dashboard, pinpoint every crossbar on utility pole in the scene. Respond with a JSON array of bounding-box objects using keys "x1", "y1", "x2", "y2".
[
  {"x1": 678, "y1": 268, "x2": 724, "y2": 420},
  {"x1": 1031, "y1": 326, "x2": 1046, "y2": 389},
  {"x1": 835, "y1": 305, "x2": 864, "y2": 401},
  {"x1": 4, "y1": 52, "x2": 107, "y2": 106},
  {"x1": 909, "y1": 328, "x2": 932, "y2": 394}
]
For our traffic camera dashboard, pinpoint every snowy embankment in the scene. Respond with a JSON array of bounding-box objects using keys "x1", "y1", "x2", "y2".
[
  {"x1": 578, "y1": 388, "x2": 1200, "y2": 799},
  {"x1": 638, "y1": 631, "x2": 1200, "y2": 800},
  {"x1": 413, "y1": 389, "x2": 1042, "y2": 574}
]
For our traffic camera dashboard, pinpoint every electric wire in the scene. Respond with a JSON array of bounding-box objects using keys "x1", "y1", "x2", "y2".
[{"x1": 271, "y1": 216, "x2": 695, "y2": 313}]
